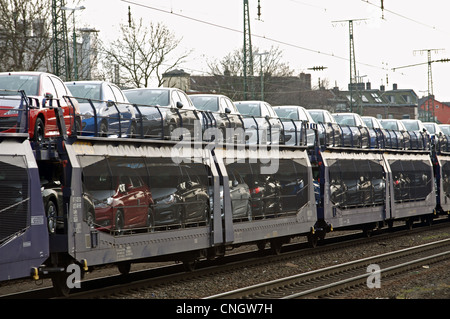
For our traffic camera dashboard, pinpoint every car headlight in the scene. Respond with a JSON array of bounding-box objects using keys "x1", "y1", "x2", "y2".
[
  {"x1": 95, "y1": 197, "x2": 113, "y2": 208},
  {"x1": 82, "y1": 111, "x2": 94, "y2": 119},
  {"x1": 158, "y1": 194, "x2": 176, "y2": 205},
  {"x1": 5, "y1": 109, "x2": 19, "y2": 115}
]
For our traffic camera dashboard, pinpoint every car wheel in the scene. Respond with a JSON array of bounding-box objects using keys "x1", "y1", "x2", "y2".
[
  {"x1": 246, "y1": 201, "x2": 252, "y2": 221},
  {"x1": 203, "y1": 202, "x2": 210, "y2": 223},
  {"x1": 86, "y1": 209, "x2": 95, "y2": 227},
  {"x1": 46, "y1": 200, "x2": 57, "y2": 234},
  {"x1": 99, "y1": 121, "x2": 108, "y2": 137},
  {"x1": 114, "y1": 210, "x2": 124, "y2": 234},
  {"x1": 129, "y1": 123, "x2": 137, "y2": 138},
  {"x1": 146, "y1": 206, "x2": 155, "y2": 232},
  {"x1": 168, "y1": 123, "x2": 177, "y2": 140},
  {"x1": 34, "y1": 117, "x2": 45, "y2": 143}
]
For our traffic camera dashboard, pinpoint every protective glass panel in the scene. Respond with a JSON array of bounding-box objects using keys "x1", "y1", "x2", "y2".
[
  {"x1": 79, "y1": 155, "x2": 211, "y2": 233},
  {"x1": 390, "y1": 160, "x2": 432, "y2": 203},
  {"x1": 224, "y1": 158, "x2": 309, "y2": 221},
  {"x1": 328, "y1": 159, "x2": 385, "y2": 208}
]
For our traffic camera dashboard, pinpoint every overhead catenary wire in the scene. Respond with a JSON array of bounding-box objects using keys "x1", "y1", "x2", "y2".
[{"x1": 120, "y1": 0, "x2": 385, "y2": 72}]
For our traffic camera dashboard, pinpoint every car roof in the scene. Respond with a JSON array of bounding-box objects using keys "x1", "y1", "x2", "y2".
[
  {"x1": 0, "y1": 71, "x2": 49, "y2": 77},
  {"x1": 189, "y1": 93, "x2": 229, "y2": 98}
]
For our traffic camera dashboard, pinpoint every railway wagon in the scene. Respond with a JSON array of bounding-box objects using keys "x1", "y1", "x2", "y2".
[
  {"x1": 35, "y1": 135, "x2": 317, "y2": 288},
  {"x1": 436, "y1": 152, "x2": 450, "y2": 214},
  {"x1": 384, "y1": 151, "x2": 436, "y2": 226},
  {"x1": 214, "y1": 145, "x2": 317, "y2": 252},
  {"x1": 0, "y1": 133, "x2": 49, "y2": 281},
  {"x1": 317, "y1": 149, "x2": 389, "y2": 234},
  {"x1": 316, "y1": 147, "x2": 436, "y2": 234}
]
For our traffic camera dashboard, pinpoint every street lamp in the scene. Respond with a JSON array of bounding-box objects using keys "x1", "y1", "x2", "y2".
[
  {"x1": 62, "y1": 5, "x2": 86, "y2": 81},
  {"x1": 254, "y1": 51, "x2": 269, "y2": 100}
]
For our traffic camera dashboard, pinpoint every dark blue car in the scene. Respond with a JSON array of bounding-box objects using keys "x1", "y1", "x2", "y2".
[{"x1": 65, "y1": 81, "x2": 136, "y2": 137}]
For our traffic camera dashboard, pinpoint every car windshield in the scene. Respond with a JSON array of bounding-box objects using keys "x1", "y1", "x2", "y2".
[
  {"x1": 334, "y1": 114, "x2": 356, "y2": 126},
  {"x1": 440, "y1": 126, "x2": 450, "y2": 135},
  {"x1": 66, "y1": 83, "x2": 101, "y2": 101},
  {"x1": 308, "y1": 111, "x2": 324, "y2": 123},
  {"x1": 362, "y1": 118, "x2": 373, "y2": 128},
  {"x1": 274, "y1": 108, "x2": 297, "y2": 120},
  {"x1": 380, "y1": 120, "x2": 398, "y2": 130},
  {"x1": 190, "y1": 96, "x2": 219, "y2": 111},
  {"x1": 423, "y1": 124, "x2": 435, "y2": 133},
  {"x1": 125, "y1": 89, "x2": 170, "y2": 106},
  {"x1": 402, "y1": 121, "x2": 419, "y2": 131},
  {"x1": 0, "y1": 74, "x2": 39, "y2": 96},
  {"x1": 236, "y1": 103, "x2": 261, "y2": 116}
]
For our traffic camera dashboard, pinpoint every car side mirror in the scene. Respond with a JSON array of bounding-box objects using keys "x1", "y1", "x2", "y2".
[
  {"x1": 43, "y1": 93, "x2": 53, "y2": 107},
  {"x1": 225, "y1": 107, "x2": 231, "y2": 114},
  {"x1": 107, "y1": 100, "x2": 114, "y2": 107},
  {"x1": 265, "y1": 115, "x2": 270, "y2": 121},
  {"x1": 176, "y1": 101, "x2": 184, "y2": 109}
]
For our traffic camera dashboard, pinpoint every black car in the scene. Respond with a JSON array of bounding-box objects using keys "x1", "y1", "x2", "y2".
[
  {"x1": 124, "y1": 87, "x2": 201, "y2": 140},
  {"x1": 272, "y1": 105, "x2": 316, "y2": 147},
  {"x1": 332, "y1": 112, "x2": 370, "y2": 148},
  {"x1": 148, "y1": 164, "x2": 209, "y2": 227},
  {"x1": 40, "y1": 161, "x2": 94, "y2": 234},
  {"x1": 234, "y1": 100, "x2": 283, "y2": 145},
  {"x1": 189, "y1": 94, "x2": 244, "y2": 143}
]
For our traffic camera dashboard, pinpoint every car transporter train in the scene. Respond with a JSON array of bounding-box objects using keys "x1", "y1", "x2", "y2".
[{"x1": 1, "y1": 90, "x2": 450, "y2": 296}]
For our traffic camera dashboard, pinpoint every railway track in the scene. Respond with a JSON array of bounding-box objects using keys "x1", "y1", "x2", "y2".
[
  {"x1": 205, "y1": 238, "x2": 450, "y2": 299},
  {"x1": 1, "y1": 218, "x2": 449, "y2": 299}
]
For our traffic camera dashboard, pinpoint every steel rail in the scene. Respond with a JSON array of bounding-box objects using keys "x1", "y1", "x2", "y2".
[{"x1": 205, "y1": 238, "x2": 450, "y2": 299}]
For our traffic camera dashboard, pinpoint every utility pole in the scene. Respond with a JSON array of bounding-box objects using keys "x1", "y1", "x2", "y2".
[
  {"x1": 393, "y1": 49, "x2": 448, "y2": 122},
  {"x1": 243, "y1": 0, "x2": 254, "y2": 100},
  {"x1": 52, "y1": 0, "x2": 70, "y2": 80},
  {"x1": 332, "y1": 19, "x2": 367, "y2": 114},
  {"x1": 413, "y1": 49, "x2": 443, "y2": 122}
]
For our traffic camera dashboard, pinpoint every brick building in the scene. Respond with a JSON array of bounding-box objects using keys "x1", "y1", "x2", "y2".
[
  {"x1": 162, "y1": 71, "x2": 420, "y2": 120},
  {"x1": 418, "y1": 96, "x2": 450, "y2": 124}
]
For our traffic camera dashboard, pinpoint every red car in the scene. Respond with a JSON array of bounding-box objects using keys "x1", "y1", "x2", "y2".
[
  {"x1": 0, "y1": 71, "x2": 80, "y2": 142},
  {"x1": 88, "y1": 168, "x2": 154, "y2": 232}
]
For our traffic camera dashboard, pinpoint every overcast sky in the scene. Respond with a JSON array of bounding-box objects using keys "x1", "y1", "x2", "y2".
[{"x1": 72, "y1": 0, "x2": 450, "y2": 101}]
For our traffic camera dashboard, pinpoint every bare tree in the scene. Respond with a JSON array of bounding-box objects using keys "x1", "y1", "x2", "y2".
[
  {"x1": 208, "y1": 45, "x2": 295, "y2": 77},
  {"x1": 100, "y1": 17, "x2": 190, "y2": 88},
  {"x1": 205, "y1": 45, "x2": 297, "y2": 101},
  {"x1": 0, "y1": 0, "x2": 53, "y2": 72}
]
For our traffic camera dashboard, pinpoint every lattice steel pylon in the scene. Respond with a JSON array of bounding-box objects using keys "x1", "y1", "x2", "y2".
[
  {"x1": 52, "y1": 0, "x2": 71, "y2": 80},
  {"x1": 333, "y1": 18, "x2": 366, "y2": 113},
  {"x1": 349, "y1": 20, "x2": 357, "y2": 113},
  {"x1": 243, "y1": 0, "x2": 254, "y2": 100}
]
